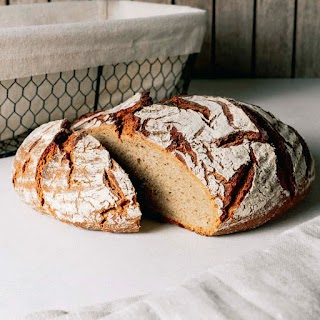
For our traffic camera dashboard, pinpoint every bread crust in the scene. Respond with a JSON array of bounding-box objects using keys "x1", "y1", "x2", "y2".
[
  {"x1": 93, "y1": 124, "x2": 312, "y2": 236},
  {"x1": 215, "y1": 185, "x2": 311, "y2": 235},
  {"x1": 71, "y1": 93, "x2": 315, "y2": 235},
  {"x1": 12, "y1": 119, "x2": 141, "y2": 233}
]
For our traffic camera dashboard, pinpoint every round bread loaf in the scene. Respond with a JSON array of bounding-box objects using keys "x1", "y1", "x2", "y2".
[
  {"x1": 73, "y1": 92, "x2": 315, "y2": 236},
  {"x1": 12, "y1": 119, "x2": 141, "y2": 233}
]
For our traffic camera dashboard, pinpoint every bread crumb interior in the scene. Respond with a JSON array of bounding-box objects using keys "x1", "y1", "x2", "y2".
[{"x1": 89, "y1": 126, "x2": 218, "y2": 235}]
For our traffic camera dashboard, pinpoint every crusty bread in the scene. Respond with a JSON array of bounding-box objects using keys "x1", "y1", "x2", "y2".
[
  {"x1": 12, "y1": 119, "x2": 141, "y2": 233},
  {"x1": 72, "y1": 92, "x2": 315, "y2": 236}
]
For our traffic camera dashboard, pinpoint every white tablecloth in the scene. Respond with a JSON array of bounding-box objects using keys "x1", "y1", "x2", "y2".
[{"x1": 1, "y1": 79, "x2": 319, "y2": 319}]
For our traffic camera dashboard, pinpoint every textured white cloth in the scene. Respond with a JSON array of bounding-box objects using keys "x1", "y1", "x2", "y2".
[
  {"x1": 24, "y1": 215, "x2": 320, "y2": 320},
  {"x1": 0, "y1": 1, "x2": 205, "y2": 143},
  {"x1": 0, "y1": 1, "x2": 206, "y2": 81}
]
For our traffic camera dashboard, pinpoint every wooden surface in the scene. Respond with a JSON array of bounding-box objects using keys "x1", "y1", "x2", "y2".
[
  {"x1": 9, "y1": 0, "x2": 46, "y2": 3},
  {"x1": 296, "y1": 0, "x2": 320, "y2": 77},
  {"x1": 133, "y1": 0, "x2": 171, "y2": 3},
  {"x1": 175, "y1": 0, "x2": 213, "y2": 76},
  {"x1": 141, "y1": 0, "x2": 320, "y2": 78},
  {"x1": 1, "y1": 0, "x2": 320, "y2": 78},
  {"x1": 215, "y1": 0, "x2": 254, "y2": 76},
  {"x1": 255, "y1": 0, "x2": 295, "y2": 77}
]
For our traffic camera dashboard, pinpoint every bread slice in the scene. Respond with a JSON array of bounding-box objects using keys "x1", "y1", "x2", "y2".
[
  {"x1": 12, "y1": 119, "x2": 141, "y2": 232},
  {"x1": 72, "y1": 93, "x2": 315, "y2": 236}
]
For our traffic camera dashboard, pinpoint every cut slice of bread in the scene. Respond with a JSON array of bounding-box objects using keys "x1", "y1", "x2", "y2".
[
  {"x1": 12, "y1": 119, "x2": 141, "y2": 233},
  {"x1": 72, "y1": 93, "x2": 315, "y2": 236}
]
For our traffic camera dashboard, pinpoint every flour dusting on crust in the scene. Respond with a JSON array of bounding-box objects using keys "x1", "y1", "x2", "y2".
[
  {"x1": 73, "y1": 94, "x2": 314, "y2": 230},
  {"x1": 12, "y1": 120, "x2": 141, "y2": 233}
]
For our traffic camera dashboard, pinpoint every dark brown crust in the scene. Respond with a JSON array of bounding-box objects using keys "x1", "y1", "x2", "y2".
[
  {"x1": 261, "y1": 107, "x2": 312, "y2": 177},
  {"x1": 215, "y1": 185, "x2": 311, "y2": 235},
  {"x1": 36, "y1": 125, "x2": 81, "y2": 212},
  {"x1": 221, "y1": 164, "x2": 248, "y2": 217},
  {"x1": 104, "y1": 160, "x2": 132, "y2": 208},
  {"x1": 59, "y1": 130, "x2": 84, "y2": 188},
  {"x1": 140, "y1": 118, "x2": 151, "y2": 137},
  {"x1": 72, "y1": 92, "x2": 153, "y2": 133},
  {"x1": 229, "y1": 99, "x2": 296, "y2": 198},
  {"x1": 12, "y1": 120, "x2": 70, "y2": 189},
  {"x1": 214, "y1": 131, "x2": 261, "y2": 148},
  {"x1": 34, "y1": 120, "x2": 71, "y2": 208},
  {"x1": 222, "y1": 159, "x2": 256, "y2": 221},
  {"x1": 289, "y1": 125, "x2": 314, "y2": 179},
  {"x1": 162, "y1": 96, "x2": 211, "y2": 120},
  {"x1": 110, "y1": 92, "x2": 153, "y2": 137},
  {"x1": 36, "y1": 143, "x2": 58, "y2": 207},
  {"x1": 166, "y1": 126, "x2": 198, "y2": 166},
  {"x1": 162, "y1": 97, "x2": 263, "y2": 149},
  {"x1": 217, "y1": 100, "x2": 239, "y2": 130},
  {"x1": 175, "y1": 153, "x2": 187, "y2": 165},
  {"x1": 115, "y1": 92, "x2": 153, "y2": 118},
  {"x1": 115, "y1": 113, "x2": 141, "y2": 137}
]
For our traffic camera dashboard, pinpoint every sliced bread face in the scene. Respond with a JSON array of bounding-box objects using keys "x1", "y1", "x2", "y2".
[
  {"x1": 12, "y1": 119, "x2": 141, "y2": 233},
  {"x1": 72, "y1": 93, "x2": 314, "y2": 236}
]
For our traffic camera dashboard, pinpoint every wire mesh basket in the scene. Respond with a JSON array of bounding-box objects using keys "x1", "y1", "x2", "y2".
[
  {"x1": 0, "y1": 55, "x2": 196, "y2": 158},
  {"x1": 0, "y1": 0, "x2": 206, "y2": 158}
]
